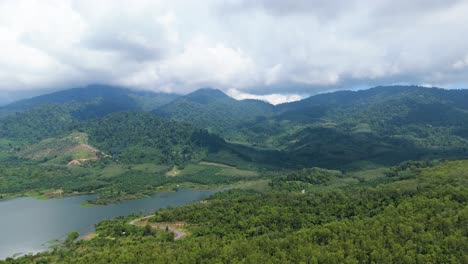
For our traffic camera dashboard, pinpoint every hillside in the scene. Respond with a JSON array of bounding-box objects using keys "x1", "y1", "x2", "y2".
[
  {"x1": 7, "y1": 158, "x2": 467, "y2": 263},
  {"x1": 0, "y1": 109, "x2": 228, "y2": 165},
  {"x1": 0, "y1": 85, "x2": 179, "y2": 119},
  {"x1": 82, "y1": 112, "x2": 224, "y2": 164},
  {"x1": 275, "y1": 86, "x2": 468, "y2": 167},
  {"x1": 3, "y1": 85, "x2": 468, "y2": 169},
  {"x1": 153, "y1": 88, "x2": 275, "y2": 142},
  {"x1": 146, "y1": 86, "x2": 468, "y2": 168},
  {"x1": 1, "y1": 85, "x2": 468, "y2": 262},
  {"x1": 0, "y1": 110, "x2": 272, "y2": 202},
  {"x1": 277, "y1": 85, "x2": 468, "y2": 125},
  {"x1": 0, "y1": 103, "x2": 78, "y2": 142},
  {"x1": 17, "y1": 132, "x2": 102, "y2": 164}
]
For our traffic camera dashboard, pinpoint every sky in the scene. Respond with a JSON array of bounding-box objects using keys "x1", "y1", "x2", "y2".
[{"x1": 1, "y1": 0, "x2": 468, "y2": 105}]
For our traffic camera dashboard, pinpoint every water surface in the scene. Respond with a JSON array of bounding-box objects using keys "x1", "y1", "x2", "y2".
[{"x1": 0, "y1": 188, "x2": 222, "y2": 259}]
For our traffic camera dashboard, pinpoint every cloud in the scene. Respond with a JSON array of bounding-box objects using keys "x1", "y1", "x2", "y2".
[
  {"x1": 218, "y1": 0, "x2": 356, "y2": 19},
  {"x1": 453, "y1": 54, "x2": 468, "y2": 70},
  {"x1": 114, "y1": 35, "x2": 259, "y2": 94},
  {"x1": 0, "y1": 0, "x2": 467, "y2": 102},
  {"x1": 227, "y1": 89, "x2": 305, "y2": 105}
]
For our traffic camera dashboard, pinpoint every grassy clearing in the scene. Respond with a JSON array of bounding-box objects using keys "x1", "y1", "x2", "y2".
[
  {"x1": 233, "y1": 179, "x2": 271, "y2": 192},
  {"x1": 0, "y1": 138, "x2": 16, "y2": 147},
  {"x1": 348, "y1": 167, "x2": 388, "y2": 182},
  {"x1": 99, "y1": 164, "x2": 128, "y2": 179},
  {"x1": 199, "y1": 161, "x2": 234, "y2": 168},
  {"x1": 100, "y1": 163, "x2": 171, "y2": 179},
  {"x1": 199, "y1": 161, "x2": 258, "y2": 177},
  {"x1": 133, "y1": 163, "x2": 171, "y2": 173},
  {"x1": 176, "y1": 164, "x2": 218, "y2": 177},
  {"x1": 216, "y1": 168, "x2": 258, "y2": 177},
  {"x1": 176, "y1": 164, "x2": 259, "y2": 179},
  {"x1": 165, "y1": 166, "x2": 180, "y2": 176}
]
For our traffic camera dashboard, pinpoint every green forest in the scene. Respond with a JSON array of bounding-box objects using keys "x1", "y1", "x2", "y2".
[
  {"x1": 1, "y1": 85, "x2": 467, "y2": 262},
  {"x1": 3, "y1": 159, "x2": 466, "y2": 263}
]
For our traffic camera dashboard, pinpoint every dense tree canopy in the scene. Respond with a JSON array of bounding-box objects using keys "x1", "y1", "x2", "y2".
[
  {"x1": 4, "y1": 159, "x2": 466, "y2": 263},
  {"x1": 1, "y1": 85, "x2": 468, "y2": 262}
]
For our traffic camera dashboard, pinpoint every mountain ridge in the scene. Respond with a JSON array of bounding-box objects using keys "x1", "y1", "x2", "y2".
[
  {"x1": 3, "y1": 84, "x2": 468, "y2": 169},
  {"x1": 0, "y1": 84, "x2": 180, "y2": 118}
]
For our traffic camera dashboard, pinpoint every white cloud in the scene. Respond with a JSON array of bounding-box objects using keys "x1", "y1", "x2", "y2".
[
  {"x1": 227, "y1": 89, "x2": 304, "y2": 105},
  {"x1": 117, "y1": 36, "x2": 259, "y2": 93},
  {"x1": 0, "y1": 0, "x2": 468, "y2": 101},
  {"x1": 453, "y1": 54, "x2": 468, "y2": 70}
]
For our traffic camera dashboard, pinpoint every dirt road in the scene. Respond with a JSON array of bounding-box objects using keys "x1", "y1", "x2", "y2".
[{"x1": 129, "y1": 215, "x2": 186, "y2": 240}]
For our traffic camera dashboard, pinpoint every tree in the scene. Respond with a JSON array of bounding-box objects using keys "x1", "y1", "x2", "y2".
[
  {"x1": 65, "y1": 231, "x2": 80, "y2": 246},
  {"x1": 143, "y1": 224, "x2": 153, "y2": 236}
]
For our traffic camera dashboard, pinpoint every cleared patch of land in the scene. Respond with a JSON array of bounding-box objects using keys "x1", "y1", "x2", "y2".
[
  {"x1": 129, "y1": 215, "x2": 187, "y2": 240},
  {"x1": 199, "y1": 161, "x2": 234, "y2": 168},
  {"x1": 165, "y1": 166, "x2": 180, "y2": 177},
  {"x1": 81, "y1": 232, "x2": 97, "y2": 241},
  {"x1": 233, "y1": 179, "x2": 271, "y2": 192},
  {"x1": 17, "y1": 132, "x2": 107, "y2": 165}
]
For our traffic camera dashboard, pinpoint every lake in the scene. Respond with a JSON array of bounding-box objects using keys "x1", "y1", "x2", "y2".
[{"x1": 0, "y1": 188, "x2": 223, "y2": 259}]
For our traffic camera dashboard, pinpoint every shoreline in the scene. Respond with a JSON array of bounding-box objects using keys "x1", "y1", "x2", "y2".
[{"x1": 0, "y1": 181, "x2": 239, "y2": 206}]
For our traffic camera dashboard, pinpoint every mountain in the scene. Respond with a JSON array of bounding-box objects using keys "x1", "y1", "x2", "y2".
[
  {"x1": 0, "y1": 103, "x2": 79, "y2": 142},
  {"x1": 153, "y1": 88, "x2": 275, "y2": 142},
  {"x1": 0, "y1": 108, "x2": 220, "y2": 164},
  {"x1": 277, "y1": 85, "x2": 468, "y2": 123},
  {"x1": 2, "y1": 85, "x2": 467, "y2": 262},
  {"x1": 0, "y1": 85, "x2": 179, "y2": 119},
  {"x1": 0, "y1": 109, "x2": 277, "y2": 203},
  {"x1": 0, "y1": 105, "x2": 276, "y2": 168},
  {"x1": 82, "y1": 112, "x2": 224, "y2": 164},
  {"x1": 2, "y1": 84, "x2": 468, "y2": 169},
  {"x1": 270, "y1": 86, "x2": 468, "y2": 168}
]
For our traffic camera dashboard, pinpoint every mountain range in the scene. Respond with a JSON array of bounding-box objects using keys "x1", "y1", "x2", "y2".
[
  {"x1": 2, "y1": 84, "x2": 468, "y2": 169},
  {"x1": 1, "y1": 84, "x2": 468, "y2": 262}
]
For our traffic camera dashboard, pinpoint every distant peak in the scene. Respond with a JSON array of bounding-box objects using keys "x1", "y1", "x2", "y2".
[
  {"x1": 184, "y1": 88, "x2": 230, "y2": 104},
  {"x1": 190, "y1": 88, "x2": 228, "y2": 97}
]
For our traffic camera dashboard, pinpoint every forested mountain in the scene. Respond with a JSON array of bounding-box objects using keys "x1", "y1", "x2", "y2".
[
  {"x1": 0, "y1": 109, "x2": 271, "y2": 201},
  {"x1": 82, "y1": 112, "x2": 224, "y2": 164},
  {"x1": 3, "y1": 85, "x2": 468, "y2": 169},
  {"x1": 153, "y1": 88, "x2": 275, "y2": 142},
  {"x1": 145, "y1": 85, "x2": 468, "y2": 168},
  {"x1": 1, "y1": 85, "x2": 468, "y2": 262},
  {"x1": 277, "y1": 85, "x2": 468, "y2": 124},
  {"x1": 273, "y1": 86, "x2": 468, "y2": 168},
  {"x1": 0, "y1": 85, "x2": 178, "y2": 119},
  {"x1": 0, "y1": 103, "x2": 79, "y2": 142},
  {"x1": 0, "y1": 107, "x2": 227, "y2": 164}
]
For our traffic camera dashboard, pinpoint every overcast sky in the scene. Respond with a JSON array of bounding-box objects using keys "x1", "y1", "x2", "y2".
[{"x1": 1, "y1": 0, "x2": 468, "y2": 104}]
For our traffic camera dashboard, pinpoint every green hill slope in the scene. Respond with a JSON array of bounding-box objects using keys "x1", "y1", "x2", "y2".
[
  {"x1": 0, "y1": 85, "x2": 178, "y2": 119},
  {"x1": 153, "y1": 88, "x2": 275, "y2": 142},
  {"x1": 257, "y1": 86, "x2": 468, "y2": 167},
  {"x1": 17, "y1": 132, "x2": 102, "y2": 164},
  {"x1": 7, "y1": 158, "x2": 466, "y2": 263},
  {"x1": 83, "y1": 112, "x2": 224, "y2": 164}
]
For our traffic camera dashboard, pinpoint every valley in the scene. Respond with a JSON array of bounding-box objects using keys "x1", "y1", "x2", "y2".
[
  {"x1": 0, "y1": 85, "x2": 467, "y2": 262},
  {"x1": 2, "y1": 85, "x2": 468, "y2": 203},
  {"x1": 2, "y1": 2, "x2": 467, "y2": 262}
]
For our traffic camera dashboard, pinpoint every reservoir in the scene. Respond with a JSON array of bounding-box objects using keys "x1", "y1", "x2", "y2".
[{"x1": 0, "y1": 188, "x2": 222, "y2": 259}]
